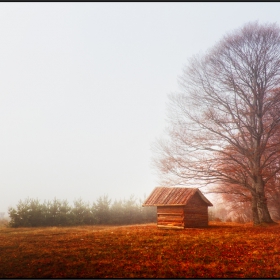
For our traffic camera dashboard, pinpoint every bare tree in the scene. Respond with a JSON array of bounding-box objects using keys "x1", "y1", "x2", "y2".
[
  {"x1": 214, "y1": 128, "x2": 280, "y2": 222},
  {"x1": 154, "y1": 22, "x2": 280, "y2": 225}
]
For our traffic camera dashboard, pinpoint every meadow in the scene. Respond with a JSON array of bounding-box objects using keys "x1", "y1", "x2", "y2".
[{"x1": 1, "y1": 222, "x2": 280, "y2": 278}]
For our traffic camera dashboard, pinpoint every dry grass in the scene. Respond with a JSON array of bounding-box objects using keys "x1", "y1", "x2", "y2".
[{"x1": 1, "y1": 222, "x2": 280, "y2": 278}]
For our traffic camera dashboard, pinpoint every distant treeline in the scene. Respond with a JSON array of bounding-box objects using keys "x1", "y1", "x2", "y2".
[{"x1": 8, "y1": 195, "x2": 157, "y2": 227}]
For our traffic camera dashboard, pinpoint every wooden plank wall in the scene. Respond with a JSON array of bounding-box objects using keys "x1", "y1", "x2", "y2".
[
  {"x1": 184, "y1": 192, "x2": 208, "y2": 227},
  {"x1": 156, "y1": 192, "x2": 210, "y2": 228},
  {"x1": 157, "y1": 206, "x2": 184, "y2": 228}
]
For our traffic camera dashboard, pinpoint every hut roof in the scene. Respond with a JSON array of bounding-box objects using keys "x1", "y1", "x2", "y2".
[{"x1": 142, "y1": 187, "x2": 213, "y2": 207}]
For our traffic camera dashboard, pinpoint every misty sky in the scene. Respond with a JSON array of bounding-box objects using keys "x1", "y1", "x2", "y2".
[{"x1": 1, "y1": 3, "x2": 280, "y2": 214}]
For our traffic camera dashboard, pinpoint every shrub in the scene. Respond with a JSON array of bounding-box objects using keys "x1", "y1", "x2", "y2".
[{"x1": 7, "y1": 194, "x2": 157, "y2": 227}]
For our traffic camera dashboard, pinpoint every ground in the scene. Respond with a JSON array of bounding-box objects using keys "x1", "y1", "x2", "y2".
[{"x1": 1, "y1": 222, "x2": 280, "y2": 278}]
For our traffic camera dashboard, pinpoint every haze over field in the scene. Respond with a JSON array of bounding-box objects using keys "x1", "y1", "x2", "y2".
[{"x1": 1, "y1": 3, "x2": 280, "y2": 214}]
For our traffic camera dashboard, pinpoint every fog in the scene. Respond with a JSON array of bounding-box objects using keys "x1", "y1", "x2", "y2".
[{"x1": 1, "y1": 3, "x2": 280, "y2": 215}]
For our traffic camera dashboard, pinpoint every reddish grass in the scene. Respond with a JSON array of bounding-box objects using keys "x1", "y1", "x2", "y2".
[{"x1": 1, "y1": 222, "x2": 280, "y2": 278}]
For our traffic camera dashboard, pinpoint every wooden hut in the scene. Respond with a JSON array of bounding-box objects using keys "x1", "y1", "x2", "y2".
[{"x1": 142, "y1": 187, "x2": 213, "y2": 229}]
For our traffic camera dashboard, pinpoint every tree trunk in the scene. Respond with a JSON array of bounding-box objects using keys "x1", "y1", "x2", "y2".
[
  {"x1": 255, "y1": 179, "x2": 274, "y2": 224},
  {"x1": 251, "y1": 194, "x2": 260, "y2": 225},
  {"x1": 256, "y1": 192, "x2": 274, "y2": 224}
]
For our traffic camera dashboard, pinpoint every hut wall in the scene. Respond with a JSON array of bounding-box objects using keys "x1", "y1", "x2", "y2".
[
  {"x1": 157, "y1": 206, "x2": 184, "y2": 229},
  {"x1": 156, "y1": 193, "x2": 210, "y2": 229},
  {"x1": 183, "y1": 192, "x2": 209, "y2": 227}
]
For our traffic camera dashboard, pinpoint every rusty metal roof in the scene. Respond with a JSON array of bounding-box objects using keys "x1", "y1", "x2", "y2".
[{"x1": 142, "y1": 187, "x2": 213, "y2": 206}]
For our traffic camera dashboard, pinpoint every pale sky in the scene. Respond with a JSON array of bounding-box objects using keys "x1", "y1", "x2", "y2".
[{"x1": 1, "y1": 3, "x2": 280, "y2": 214}]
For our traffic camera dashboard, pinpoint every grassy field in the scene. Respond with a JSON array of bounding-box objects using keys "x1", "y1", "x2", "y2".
[{"x1": 1, "y1": 222, "x2": 280, "y2": 278}]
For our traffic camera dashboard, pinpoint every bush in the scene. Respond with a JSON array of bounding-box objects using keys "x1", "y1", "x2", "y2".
[{"x1": 7, "y1": 195, "x2": 157, "y2": 227}]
